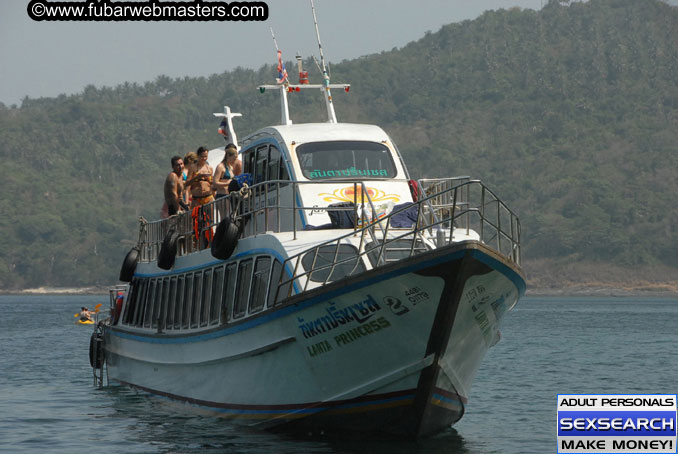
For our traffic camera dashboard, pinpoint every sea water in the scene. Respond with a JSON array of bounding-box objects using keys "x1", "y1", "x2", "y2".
[{"x1": 1, "y1": 294, "x2": 676, "y2": 453}]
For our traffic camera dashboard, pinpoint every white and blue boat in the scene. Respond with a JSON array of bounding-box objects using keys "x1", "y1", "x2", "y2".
[{"x1": 92, "y1": 8, "x2": 525, "y2": 438}]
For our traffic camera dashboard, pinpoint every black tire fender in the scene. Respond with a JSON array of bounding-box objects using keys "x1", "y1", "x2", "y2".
[
  {"x1": 119, "y1": 247, "x2": 139, "y2": 282},
  {"x1": 211, "y1": 217, "x2": 240, "y2": 260},
  {"x1": 157, "y1": 229, "x2": 178, "y2": 270},
  {"x1": 89, "y1": 333, "x2": 104, "y2": 369}
]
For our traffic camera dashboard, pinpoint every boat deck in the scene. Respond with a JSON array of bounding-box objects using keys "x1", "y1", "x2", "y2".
[{"x1": 135, "y1": 177, "x2": 520, "y2": 299}]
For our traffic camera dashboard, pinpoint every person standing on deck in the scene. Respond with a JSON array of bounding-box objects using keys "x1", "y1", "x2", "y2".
[
  {"x1": 182, "y1": 151, "x2": 198, "y2": 206},
  {"x1": 213, "y1": 144, "x2": 239, "y2": 199},
  {"x1": 164, "y1": 156, "x2": 187, "y2": 216},
  {"x1": 186, "y1": 146, "x2": 215, "y2": 207}
]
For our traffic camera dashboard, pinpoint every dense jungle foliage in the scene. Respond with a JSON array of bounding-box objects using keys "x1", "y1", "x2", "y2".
[{"x1": 1, "y1": 0, "x2": 676, "y2": 290}]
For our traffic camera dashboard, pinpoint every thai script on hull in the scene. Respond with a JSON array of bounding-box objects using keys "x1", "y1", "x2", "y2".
[{"x1": 297, "y1": 295, "x2": 381, "y2": 339}]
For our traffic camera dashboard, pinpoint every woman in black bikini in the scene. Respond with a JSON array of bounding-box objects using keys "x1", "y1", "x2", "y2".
[
  {"x1": 186, "y1": 146, "x2": 214, "y2": 208},
  {"x1": 213, "y1": 144, "x2": 239, "y2": 199}
]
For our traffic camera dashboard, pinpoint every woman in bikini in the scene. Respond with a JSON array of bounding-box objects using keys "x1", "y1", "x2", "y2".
[
  {"x1": 182, "y1": 150, "x2": 198, "y2": 206},
  {"x1": 186, "y1": 146, "x2": 214, "y2": 208},
  {"x1": 212, "y1": 144, "x2": 239, "y2": 199}
]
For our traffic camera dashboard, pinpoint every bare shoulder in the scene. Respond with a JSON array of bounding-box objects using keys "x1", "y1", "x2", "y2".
[{"x1": 165, "y1": 172, "x2": 180, "y2": 188}]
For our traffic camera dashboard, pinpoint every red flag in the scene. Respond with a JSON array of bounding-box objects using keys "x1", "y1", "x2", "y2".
[{"x1": 276, "y1": 50, "x2": 288, "y2": 84}]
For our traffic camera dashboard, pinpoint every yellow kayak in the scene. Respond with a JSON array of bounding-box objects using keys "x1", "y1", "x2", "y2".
[{"x1": 74, "y1": 304, "x2": 102, "y2": 325}]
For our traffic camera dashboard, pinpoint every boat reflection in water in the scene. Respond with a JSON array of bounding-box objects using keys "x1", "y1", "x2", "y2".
[{"x1": 106, "y1": 383, "x2": 472, "y2": 452}]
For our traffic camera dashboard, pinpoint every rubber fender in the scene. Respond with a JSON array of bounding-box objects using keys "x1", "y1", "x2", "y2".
[
  {"x1": 211, "y1": 217, "x2": 240, "y2": 260},
  {"x1": 119, "y1": 247, "x2": 139, "y2": 282},
  {"x1": 157, "y1": 229, "x2": 178, "y2": 270},
  {"x1": 89, "y1": 333, "x2": 104, "y2": 369}
]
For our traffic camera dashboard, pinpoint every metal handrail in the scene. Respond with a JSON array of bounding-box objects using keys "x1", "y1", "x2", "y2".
[
  {"x1": 272, "y1": 179, "x2": 521, "y2": 300},
  {"x1": 135, "y1": 178, "x2": 521, "y2": 298},
  {"x1": 137, "y1": 179, "x2": 389, "y2": 260}
]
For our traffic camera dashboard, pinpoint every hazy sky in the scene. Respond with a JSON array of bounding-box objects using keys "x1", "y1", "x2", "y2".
[{"x1": 0, "y1": 0, "x2": 631, "y2": 106}]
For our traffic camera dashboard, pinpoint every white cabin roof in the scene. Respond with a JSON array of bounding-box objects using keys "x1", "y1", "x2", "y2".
[{"x1": 243, "y1": 122, "x2": 392, "y2": 148}]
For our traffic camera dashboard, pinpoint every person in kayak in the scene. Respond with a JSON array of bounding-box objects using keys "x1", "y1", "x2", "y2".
[{"x1": 79, "y1": 307, "x2": 94, "y2": 322}]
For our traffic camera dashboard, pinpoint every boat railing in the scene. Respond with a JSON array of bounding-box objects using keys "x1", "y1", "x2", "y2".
[
  {"x1": 135, "y1": 178, "x2": 521, "y2": 286},
  {"x1": 417, "y1": 176, "x2": 471, "y2": 227},
  {"x1": 137, "y1": 180, "x2": 386, "y2": 262},
  {"x1": 271, "y1": 179, "x2": 521, "y2": 300},
  {"x1": 417, "y1": 177, "x2": 521, "y2": 263}
]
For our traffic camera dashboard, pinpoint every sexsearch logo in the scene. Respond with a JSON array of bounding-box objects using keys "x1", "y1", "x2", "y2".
[{"x1": 557, "y1": 394, "x2": 677, "y2": 453}]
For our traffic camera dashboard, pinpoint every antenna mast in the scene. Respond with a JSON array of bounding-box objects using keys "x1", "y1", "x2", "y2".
[
  {"x1": 270, "y1": 27, "x2": 292, "y2": 125},
  {"x1": 213, "y1": 106, "x2": 242, "y2": 148},
  {"x1": 310, "y1": 0, "x2": 338, "y2": 123},
  {"x1": 257, "y1": 1, "x2": 350, "y2": 125}
]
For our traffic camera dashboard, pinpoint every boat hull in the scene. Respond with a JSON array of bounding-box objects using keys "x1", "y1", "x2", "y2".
[{"x1": 104, "y1": 240, "x2": 524, "y2": 438}]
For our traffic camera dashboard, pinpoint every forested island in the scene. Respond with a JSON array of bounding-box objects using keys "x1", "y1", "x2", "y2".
[{"x1": 1, "y1": 0, "x2": 676, "y2": 293}]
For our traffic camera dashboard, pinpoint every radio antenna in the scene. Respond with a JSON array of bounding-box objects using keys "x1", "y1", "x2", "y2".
[
  {"x1": 270, "y1": 27, "x2": 280, "y2": 53},
  {"x1": 311, "y1": 0, "x2": 328, "y2": 79},
  {"x1": 310, "y1": 0, "x2": 337, "y2": 122}
]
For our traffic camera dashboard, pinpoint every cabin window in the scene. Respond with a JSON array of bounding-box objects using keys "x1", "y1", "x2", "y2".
[
  {"x1": 143, "y1": 279, "x2": 156, "y2": 328},
  {"x1": 174, "y1": 275, "x2": 184, "y2": 329},
  {"x1": 222, "y1": 263, "x2": 237, "y2": 322},
  {"x1": 123, "y1": 279, "x2": 138, "y2": 325},
  {"x1": 280, "y1": 165, "x2": 289, "y2": 181},
  {"x1": 191, "y1": 271, "x2": 203, "y2": 328},
  {"x1": 200, "y1": 269, "x2": 212, "y2": 327},
  {"x1": 296, "y1": 141, "x2": 397, "y2": 180},
  {"x1": 249, "y1": 256, "x2": 271, "y2": 313},
  {"x1": 163, "y1": 277, "x2": 172, "y2": 328},
  {"x1": 268, "y1": 146, "x2": 280, "y2": 183},
  {"x1": 254, "y1": 145, "x2": 268, "y2": 184},
  {"x1": 157, "y1": 277, "x2": 169, "y2": 329},
  {"x1": 182, "y1": 272, "x2": 193, "y2": 329},
  {"x1": 151, "y1": 278, "x2": 166, "y2": 329},
  {"x1": 234, "y1": 259, "x2": 253, "y2": 318},
  {"x1": 268, "y1": 259, "x2": 291, "y2": 306},
  {"x1": 278, "y1": 148, "x2": 290, "y2": 183},
  {"x1": 365, "y1": 239, "x2": 430, "y2": 266},
  {"x1": 244, "y1": 144, "x2": 290, "y2": 184},
  {"x1": 301, "y1": 244, "x2": 366, "y2": 283},
  {"x1": 211, "y1": 266, "x2": 224, "y2": 325},
  {"x1": 244, "y1": 149, "x2": 255, "y2": 175},
  {"x1": 166, "y1": 276, "x2": 177, "y2": 329},
  {"x1": 133, "y1": 279, "x2": 148, "y2": 327}
]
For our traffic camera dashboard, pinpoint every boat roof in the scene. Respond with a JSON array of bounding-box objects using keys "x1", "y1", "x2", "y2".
[{"x1": 242, "y1": 122, "x2": 392, "y2": 149}]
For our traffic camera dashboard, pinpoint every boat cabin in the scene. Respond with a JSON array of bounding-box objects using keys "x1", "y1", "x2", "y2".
[{"x1": 207, "y1": 122, "x2": 415, "y2": 235}]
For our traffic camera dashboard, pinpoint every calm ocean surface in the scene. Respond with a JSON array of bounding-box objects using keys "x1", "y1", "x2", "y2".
[{"x1": 1, "y1": 294, "x2": 676, "y2": 453}]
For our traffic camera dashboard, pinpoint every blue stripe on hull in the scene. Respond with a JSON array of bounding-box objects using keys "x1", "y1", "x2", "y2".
[
  {"x1": 111, "y1": 243, "x2": 524, "y2": 345},
  {"x1": 115, "y1": 378, "x2": 416, "y2": 419}
]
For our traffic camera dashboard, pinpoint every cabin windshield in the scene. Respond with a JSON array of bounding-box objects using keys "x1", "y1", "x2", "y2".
[{"x1": 297, "y1": 141, "x2": 397, "y2": 180}]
